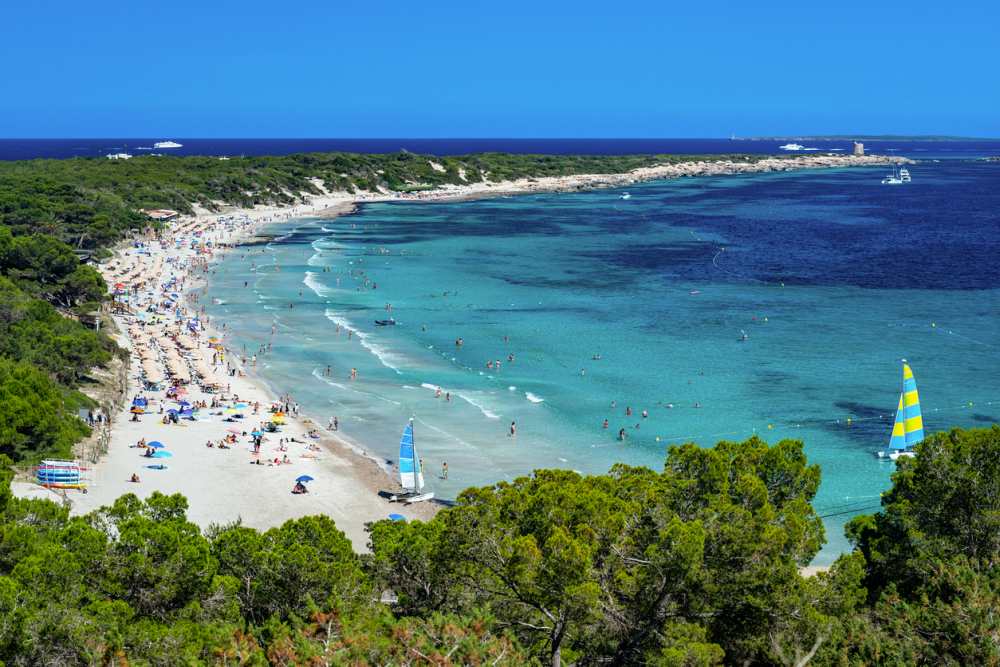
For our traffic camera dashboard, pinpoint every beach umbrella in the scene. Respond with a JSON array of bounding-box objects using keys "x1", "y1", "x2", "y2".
[
  {"x1": 177, "y1": 400, "x2": 191, "y2": 407},
  {"x1": 388, "y1": 514, "x2": 406, "y2": 522},
  {"x1": 295, "y1": 475, "x2": 314, "y2": 483},
  {"x1": 234, "y1": 402, "x2": 249, "y2": 409},
  {"x1": 147, "y1": 441, "x2": 165, "y2": 448},
  {"x1": 225, "y1": 407, "x2": 238, "y2": 414},
  {"x1": 251, "y1": 430, "x2": 263, "y2": 437},
  {"x1": 151, "y1": 451, "x2": 173, "y2": 458}
]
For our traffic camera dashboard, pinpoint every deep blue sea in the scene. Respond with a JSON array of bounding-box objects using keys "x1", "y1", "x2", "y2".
[
  {"x1": 3, "y1": 137, "x2": 1000, "y2": 160},
  {"x1": 194, "y1": 146, "x2": 1000, "y2": 564}
]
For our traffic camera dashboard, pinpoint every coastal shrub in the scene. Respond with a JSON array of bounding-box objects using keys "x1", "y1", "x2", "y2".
[
  {"x1": 0, "y1": 276, "x2": 113, "y2": 386},
  {"x1": 368, "y1": 436, "x2": 831, "y2": 666},
  {"x1": 0, "y1": 429, "x2": 998, "y2": 664},
  {"x1": 0, "y1": 357, "x2": 89, "y2": 461}
]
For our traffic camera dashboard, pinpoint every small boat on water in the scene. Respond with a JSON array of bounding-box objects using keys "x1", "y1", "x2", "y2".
[
  {"x1": 779, "y1": 143, "x2": 805, "y2": 151},
  {"x1": 876, "y1": 361, "x2": 924, "y2": 461},
  {"x1": 881, "y1": 164, "x2": 911, "y2": 185},
  {"x1": 386, "y1": 420, "x2": 434, "y2": 503},
  {"x1": 374, "y1": 318, "x2": 396, "y2": 326},
  {"x1": 620, "y1": 193, "x2": 631, "y2": 200},
  {"x1": 153, "y1": 140, "x2": 183, "y2": 149}
]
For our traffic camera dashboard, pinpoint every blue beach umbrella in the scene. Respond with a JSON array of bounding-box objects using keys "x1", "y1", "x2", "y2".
[
  {"x1": 147, "y1": 441, "x2": 165, "y2": 449},
  {"x1": 295, "y1": 475, "x2": 314, "y2": 483},
  {"x1": 234, "y1": 402, "x2": 249, "y2": 409},
  {"x1": 251, "y1": 430, "x2": 263, "y2": 437},
  {"x1": 388, "y1": 514, "x2": 406, "y2": 522},
  {"x1": 152, "y1": 450, "x2": 173, "y2": 458},
  {"x1": 177, "y1": 400, "x2": 190, "y2": 407}
]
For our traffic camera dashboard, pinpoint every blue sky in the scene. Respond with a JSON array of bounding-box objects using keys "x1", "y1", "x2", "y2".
[{"x1": 1, "y1": 0, "x2": 996, "y2": 137}]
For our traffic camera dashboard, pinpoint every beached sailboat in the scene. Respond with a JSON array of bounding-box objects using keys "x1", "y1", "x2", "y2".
[
  {"x1": 876, "y1": 361, "x2": 924, "y2": 461},
  {"x1": 390, "y1": 420, "x2": 434, "y2": 503}
]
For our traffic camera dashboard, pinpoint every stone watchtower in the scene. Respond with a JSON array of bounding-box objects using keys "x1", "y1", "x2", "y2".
[{"x1": 853, "y1": 142, "x2": 865, "y2": 156}]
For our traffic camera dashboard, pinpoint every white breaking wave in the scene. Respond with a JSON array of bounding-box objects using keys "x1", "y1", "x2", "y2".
[
  {"x1": 312, "y1": 238, "x2": 346, "y2": 251},
  {"x1": 324, "y1": 309, "x2": 404, "y2": 374},
  {"x1": 303, "y1": 271, "x2": 328, "y2": 297},
  {"x1": 457, "y1": 392, "x2": 501, "y2": 420},
  {"x1": 420, "y1": 382, "x2": 442, "y2": 392},
  {"x1": 525, "y1": 392, "x2": 545, "y2": 404}
]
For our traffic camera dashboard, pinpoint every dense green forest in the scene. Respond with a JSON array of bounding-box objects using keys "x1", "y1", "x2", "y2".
[{"x1": 0, "y1": 427, "x2": 997, "y2": 665}]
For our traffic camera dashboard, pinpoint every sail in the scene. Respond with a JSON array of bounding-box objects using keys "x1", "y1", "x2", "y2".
[
  {"x1": 398, "y1": 421, "x2": 424, "y2": 491},
  {"x1": 888, "y1": 393, "x2": 907, "y2": 450},
  {"x1": 901, "y1": 363, "x2": 924, "y2": 447},
  {"x1": 888, "y1": 363, "x2": 924, "y2": 450}
]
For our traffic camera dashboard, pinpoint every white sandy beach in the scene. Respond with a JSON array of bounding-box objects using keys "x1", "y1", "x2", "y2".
[{"x1": 13, "y1": 153, "x2": 902, "y2": 550}]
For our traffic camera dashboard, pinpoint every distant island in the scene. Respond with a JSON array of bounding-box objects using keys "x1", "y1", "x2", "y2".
[{"x1": 733, "y1": 134, "x2": 1000, "y2": 141}]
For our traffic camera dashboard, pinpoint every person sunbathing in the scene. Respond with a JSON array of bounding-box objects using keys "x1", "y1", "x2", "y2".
[
  {"x1": 291, "y1": 481, "x2": 308, "y2": 494},
  {"x1": 130, "y1": 473, "x2": 140, "y2": 483}
]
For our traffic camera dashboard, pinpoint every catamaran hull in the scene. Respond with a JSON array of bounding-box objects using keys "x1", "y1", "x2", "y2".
[{"x1": 384, "y1": 491, "x2": 435, "y2": 504}]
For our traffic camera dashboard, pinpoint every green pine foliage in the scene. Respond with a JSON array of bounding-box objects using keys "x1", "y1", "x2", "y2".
[{"x1": 0, "y1": 429, "x2": 998, "y2": 664}]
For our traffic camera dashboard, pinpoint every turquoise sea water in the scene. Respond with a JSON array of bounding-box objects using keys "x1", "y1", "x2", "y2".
[{"x1": 205, "y1": 159, "x2": 1000, "y2": 563}]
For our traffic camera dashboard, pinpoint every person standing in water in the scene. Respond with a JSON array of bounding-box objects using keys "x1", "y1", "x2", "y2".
[
  {"x1": 441, "y1": 461, "x2": 448, "y2": 479},
  {"x1": 509, "y1": 421, "x2": 517, "y2": 438}
]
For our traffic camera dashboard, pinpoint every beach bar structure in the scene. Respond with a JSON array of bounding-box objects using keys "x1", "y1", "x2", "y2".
[{"x1": 35, "y1": 460, "x2": 85, "y2": 489}]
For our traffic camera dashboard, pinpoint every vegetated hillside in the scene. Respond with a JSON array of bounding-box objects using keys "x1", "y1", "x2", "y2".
[{"x1": 0, "y1": 151, "x2": 757, "y2": 252}]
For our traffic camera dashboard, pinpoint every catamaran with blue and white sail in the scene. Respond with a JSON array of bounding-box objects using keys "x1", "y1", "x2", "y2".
[
  {"x1": 390, "y1": 420, "x2": 434, "y2": 503},
  {"x1": 877, "y1": 361, "x2": 924, "y2": 461}
]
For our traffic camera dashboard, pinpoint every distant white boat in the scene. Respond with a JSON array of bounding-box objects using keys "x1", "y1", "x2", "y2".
[
  {"x1": 882, "y1": 164, "x2": 909, "y2": 185},
  {"x1": 779, "y1": 143, "x2": 805, "y2": 151},
  {"x1": 153, "y1": 140, "x2": 183, "y2": 149},
  {"x1": 620, "y1": 192, "x2": 631, "y2": 200}
]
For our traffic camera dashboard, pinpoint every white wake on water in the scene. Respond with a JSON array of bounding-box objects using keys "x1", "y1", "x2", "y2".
[{"x1": 525, "y1": 392, "x2": 545, "y2": 404}]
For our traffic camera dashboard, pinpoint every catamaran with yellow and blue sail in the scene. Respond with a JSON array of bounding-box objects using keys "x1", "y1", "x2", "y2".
[{"x1": 877, "y1": 361, "x2": 924, "y2": 461}]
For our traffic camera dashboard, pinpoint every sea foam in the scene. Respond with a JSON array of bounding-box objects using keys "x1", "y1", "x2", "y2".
[{"x1": 324, "y1": 309, "x2": 404, "y2": 374}]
